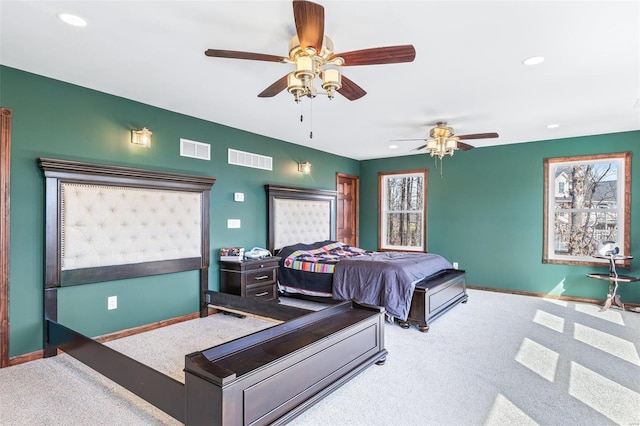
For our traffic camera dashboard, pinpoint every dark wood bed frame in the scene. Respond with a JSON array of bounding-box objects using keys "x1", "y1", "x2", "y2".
[
  {"x1": 265, "y1": 184, "x2": 469, "y2": 332},
  {"x1": 40, "y1": 158, "x2": 387, "y2": 425}
]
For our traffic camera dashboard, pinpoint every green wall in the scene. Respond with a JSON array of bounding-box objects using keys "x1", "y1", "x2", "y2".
[
  {"x1": 360, "y1": 131, "x2": 640, "y2": 304},
  {"x1": 1, "y1": 66, "x2": 358, "y2": 356}
]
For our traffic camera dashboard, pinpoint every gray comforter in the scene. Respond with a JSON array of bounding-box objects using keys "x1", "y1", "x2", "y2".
[{"x1": 332, "y1": 252, "x2": 453, "y2": 320}]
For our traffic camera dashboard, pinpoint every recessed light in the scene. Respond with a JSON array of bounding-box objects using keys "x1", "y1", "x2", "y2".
[
  {"x1": 522, "y1": 56, "x2": 545, "y2": 66},
  {"x1": 57, "y1": 13, "x2": 87, "y2": 27},
  {"x1": 389, "y1": 144, "x2": 398, "y2": 149},
  {"x1": 546, "y1": 123, "x2": 560, "y2": 129}
]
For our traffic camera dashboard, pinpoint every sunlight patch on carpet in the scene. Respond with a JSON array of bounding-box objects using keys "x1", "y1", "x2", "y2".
[
  {"x1": 515, "y1": 338, "x2": 559, "y2": 382},
  {"x1": 484, "y1": 393, "x2": 539, "y2": 426},
  {"x1": 574, "y1": 303, "x2": 625, "y2": 325},
  {"x1": 533, "y1": 309, "x2": 565, "y2": 333},
  {"x1": 573, "y1": 323, "x2": 640, "y2": 365},
  {"x1": 569, "y1": 362, "x2": 640, "y2": 424}
]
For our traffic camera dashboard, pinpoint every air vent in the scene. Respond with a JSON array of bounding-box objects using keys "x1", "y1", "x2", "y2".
[
  {"x1": 228, "y1": 149, "x2": 273, "y2": 171},
  {"x1": 180, "y1": 138, "x2": 211, "y2": 160}
]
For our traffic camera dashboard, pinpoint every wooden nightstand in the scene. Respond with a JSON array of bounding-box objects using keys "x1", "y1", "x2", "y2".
[{"x1": 219, "y1": 257, "x2": 281, "y2": 303}]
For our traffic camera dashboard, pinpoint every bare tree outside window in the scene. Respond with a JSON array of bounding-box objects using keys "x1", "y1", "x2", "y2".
[
  {"x1": 378, "y1": 169, "x2": 427, "y2": 251},
  {"x1": 543, "y1": 152, "x2": 631, "y2": 267}
]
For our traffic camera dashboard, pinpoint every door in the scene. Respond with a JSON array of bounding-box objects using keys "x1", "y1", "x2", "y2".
[{"x1": 336, "y1": 173, "x2": 359, "y2": 247}]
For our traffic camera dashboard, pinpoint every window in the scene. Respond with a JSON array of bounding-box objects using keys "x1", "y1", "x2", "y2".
[
  {"x1": 543, "y1": 152, "x2": 631, "y2": 266},
  {"x1": 378, "y1": 169, "x2": 427, "y2": 251}
]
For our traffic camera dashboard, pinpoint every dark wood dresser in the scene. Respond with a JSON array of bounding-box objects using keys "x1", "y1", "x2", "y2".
[{"x1": 219, "y1": 257, "x2": 281, "y2": 302}]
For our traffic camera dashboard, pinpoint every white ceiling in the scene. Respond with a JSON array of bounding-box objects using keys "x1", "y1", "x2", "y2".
[{"x1": 1, "y1": 1, "x2": 639, "y2": 160}]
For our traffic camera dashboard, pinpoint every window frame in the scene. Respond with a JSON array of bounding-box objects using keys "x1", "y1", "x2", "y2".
[
  {"x1": 378, "y1": 169, "x2": 427, "y2": 252},
  {"x1": 543, "y1": 152, "x2": 631, "y2": 267}
]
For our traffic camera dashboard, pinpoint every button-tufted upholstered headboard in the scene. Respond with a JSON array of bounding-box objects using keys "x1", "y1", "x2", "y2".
[
  {"x1": 60, "y1": 183, "x2": 202, "y2": 271},
  {"x1": 265, "y1": 185, "x2": 337, "y2": 254},
  {"x1": 40, "y1": 158, "x2": 216, "y2": 323}
]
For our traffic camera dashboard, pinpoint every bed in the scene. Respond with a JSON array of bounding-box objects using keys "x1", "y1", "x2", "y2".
[
  {"x1": 266, "y1": 184, "x2": 469, "y2": 332},
  {"x1": 40, "y1": 158, "x2": 387, "y2": 425}
]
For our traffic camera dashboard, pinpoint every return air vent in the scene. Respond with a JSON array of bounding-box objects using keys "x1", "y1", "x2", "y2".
[
  {"x1": 180, "y1": 138, "x2": 211, "y2": 160},
  {"x1": 228, "y1": 149, "x2": 273, "y2": 171}
]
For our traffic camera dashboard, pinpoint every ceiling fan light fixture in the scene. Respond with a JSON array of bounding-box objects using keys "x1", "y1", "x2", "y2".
[
  {"x1": 287, "y1": 73, "x2": 305, "y2": 102},
  {"x1": 424, "y1": 136, "x2": 458, "y2": 159},
  {"x1": 321, "y1": 68, "x2": 341, "y2": 99},
  {"x1": 445, "y1": 138, "x2": 458, "y2": 151},
  {"x1": 294, "y1": 56, "x2": 315, "y2": 80}
]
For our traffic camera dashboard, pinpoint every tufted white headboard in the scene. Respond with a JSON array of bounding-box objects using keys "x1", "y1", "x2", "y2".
[
  {"x1": 60, "y1": 184, "x2": 202, "y2": 271},
  {"x1": 40, "y1": 158, "x2": 215, "y2": 293},
  {"x1": 265, "y1": 185, "x2": 337, "y2": 254}
]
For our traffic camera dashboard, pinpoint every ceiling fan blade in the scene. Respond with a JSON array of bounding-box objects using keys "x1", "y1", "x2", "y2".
[
  {"x1": 411, "y1": 144, "x2": 428, "y2": 152},
  {"x1": 456, "y1": 132, "x2": 499, "y2": 140},
  {"x1": 205, "y1": 49, "x2": 284, "y2": 63},
  {"x1": 331, "y1": 45, "x2": 416, "y2": 66},
  {"x1": 337, "y1": 75, "x2": 367, "y2": 100},
  {"x1": 457, "y1": 142, "x2": 475, "y2": 151},
  {"x1": 258, "y1": 75, "x2": 289, "y2": 97},
  {"x1": 293, "y1": 0, "x2": 325, "y2": 54}
]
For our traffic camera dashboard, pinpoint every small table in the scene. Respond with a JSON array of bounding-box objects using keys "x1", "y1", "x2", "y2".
[
  {"x1": 219, "y1": 256, "x2": 281, "y2": 302},
  {"x1": 586, "y1": 255, "x2": 638, "y2": 311}
]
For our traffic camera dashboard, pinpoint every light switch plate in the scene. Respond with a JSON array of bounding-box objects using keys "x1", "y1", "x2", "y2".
[
  {"x1": 234, "y1": 192, "x2": 244, "y2": 202},
  {"x1": 107, "y1": 295, "x2": 117, "y2": 310},
  {"x1": 227, "y1": 219, "x2": 241, "y2": 228}
]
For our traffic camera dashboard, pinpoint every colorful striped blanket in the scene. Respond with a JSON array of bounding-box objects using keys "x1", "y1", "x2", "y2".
[{"x1": 283, "y1": 241, "x2": 369, "y2": 273}]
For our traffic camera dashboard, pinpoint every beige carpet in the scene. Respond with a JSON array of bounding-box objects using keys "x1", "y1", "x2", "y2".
[{"x1": 1, "y1": 289, "x2": 639, "y2": 425}]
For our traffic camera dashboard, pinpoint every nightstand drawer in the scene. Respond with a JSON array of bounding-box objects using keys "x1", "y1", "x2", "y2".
[
  {"x1": 246, "y1": 268, "x2": 276, "y2": 286},
  {"x1": 241, "y1": 258, "x2": 280, "y2": 271},
  {"x1": 246, "y1": 284, "x2": 277, "y2": 301}
]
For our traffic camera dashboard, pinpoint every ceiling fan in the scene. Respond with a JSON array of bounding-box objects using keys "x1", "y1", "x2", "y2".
[
  {"x1": 204, "y1": 0, "x2": 416, "y2": 102},
  {"x1": 393, "y1": 122, "x2": 499, "y2": 158}
]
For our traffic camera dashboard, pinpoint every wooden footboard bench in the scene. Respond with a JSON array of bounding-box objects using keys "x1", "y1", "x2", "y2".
[
  {"x1": 399, "y1": 269, "x2": 468, "y2": 332},
  {"x1": 187, "y1": 294, "x2": 387, "y2": 425}
]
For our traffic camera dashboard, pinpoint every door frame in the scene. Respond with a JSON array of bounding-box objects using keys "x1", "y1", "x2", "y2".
[{"x1": 1, "y1": 107, "x2": 12, "y2": 368}]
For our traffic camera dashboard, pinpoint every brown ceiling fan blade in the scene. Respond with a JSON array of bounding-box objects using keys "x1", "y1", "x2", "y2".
[
  {"x1": 205, "y1": 49, "x2": 284, "y2": 63},
  {"x1": 331, "y1": 45, "x2": 416, "y2": 66},
  {"x1": 456, "y1": 132, "x2": 499, "y2": 140},
  {"x1": 337, "y1": 75, "x2": 367, "y2": 100},
  {"x1": 258, "y1": 75, "x2": 289, "y2": 97},
  {"x1": 411, "y1": 144, "x2": 428, "y2": 151},
  {"x1": 457, "y1": 142, "x2": 475, "y2": 151},
  {"x1": 293, "y1": 0, "x2": 324, "y2": 54}
]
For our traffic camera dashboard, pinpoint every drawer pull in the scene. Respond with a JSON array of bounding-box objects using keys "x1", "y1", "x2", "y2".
[
  {"x1": 254, "y1": 275, "x2": 269, "y2": 280},
  {"x1": 255, "y1": 291, "x2": 269, "y2": 297}
]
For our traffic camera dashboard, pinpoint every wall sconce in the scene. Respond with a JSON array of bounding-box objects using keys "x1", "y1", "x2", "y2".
[
  {"x1": 298, "y1": 162, "x2": 312, "y2": 174},
  {"x1": 131, "y1": 127, "x2": 152, "y2": 147}
]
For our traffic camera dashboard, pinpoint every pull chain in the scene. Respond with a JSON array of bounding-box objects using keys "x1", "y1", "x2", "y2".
[
  {"x1": 309, "y1": 96, "x2": 313, "y2": 139},
  {"x1": 298, "y1": 98, "x2": 313, "y2": 139}
]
